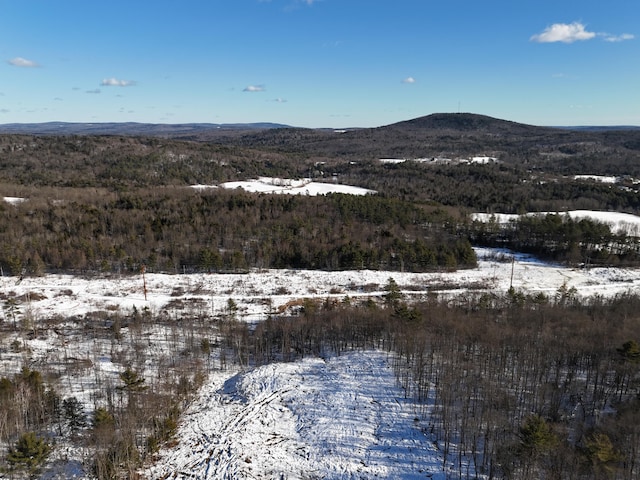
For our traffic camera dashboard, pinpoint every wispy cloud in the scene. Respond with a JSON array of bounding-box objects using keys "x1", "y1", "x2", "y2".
[
  {"x1": 7, "y1": 57, "x2": 39, "y2": 67},
  {"x1": 531, "y1": 22, "x2": 634, "y2": 44},
  {"x1": 101, "y1": 78, "x2": 136, "y2": 87},
  {"x1": 402, "y1": 77, "x2": 416, "y2": 84},
  {"x1": 323, "y1": 40, "x2": 343, "y2": 48},
  {"x1": 86, "y1": 89, "x2": 101, "y2": 94},
  {"x1": 283, "y1": 0, "x2": 319, "y2": 12},
  {"x1": 602, "y1": 33, "x2": 635, "y2": 42},
  {"x1": 243, "y1": 85, "x2": 266, "y2": 92},
  {"x1": 272, "y1": 97, "x2": 287, "y2": 103},
  {"x1": 530, "y1": 22, "x2": 596, "y2": 43}
]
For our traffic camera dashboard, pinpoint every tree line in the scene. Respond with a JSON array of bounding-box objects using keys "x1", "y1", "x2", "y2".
[
  {"x1": 0, "y1": 187, "x2": 476, "y2": 275},
  {"x1": 467, "y1": 212, "x2": 640, "y2": 266}
]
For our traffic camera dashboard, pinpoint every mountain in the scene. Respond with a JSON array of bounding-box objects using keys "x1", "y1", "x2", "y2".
[
  {"x1": 2, "y1": 113, "x2": 640, "y2": 168},
  {"x1": 383, "y1": 112, "x2": 555, "y2": 135},
  {"x1": 0, "y1": 121, "x2": 290, "y2": 137},
  {"x1": 2, "y1": 113, "x2": 636, "y2": 139},
  {"x1": 210, "y1": 113, "x2": 621, "y2": 161}
]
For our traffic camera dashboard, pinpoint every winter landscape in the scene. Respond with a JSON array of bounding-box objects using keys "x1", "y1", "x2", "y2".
[
  {"x1": 3, "y1": 239, "x2": 640, "y2": 479},
  {"x1": 4, "y1": 0, "x2": 640, "y2": 476},
  {"x1": 2, "y1": 113, "x2": 640, "y2": 479}
]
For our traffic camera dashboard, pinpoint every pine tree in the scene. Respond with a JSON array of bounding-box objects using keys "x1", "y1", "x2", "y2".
[
  {"x1": 519, "y1": 415, "x2": 558, "y2": 455},
  {"x1": 7, "y1": 431, "x2": 51, "y2": 472},
  {"x1": 585, "y1": 432, "x2": 622, "y2": 477},
  {"x1": 62, "y1": 397, "x2": 87, "y2": 435},
  {"x1": 383, "y1": 277, "x2": 402, "y2": 308},
  {"x1": 117, "y1": 368, "x2": 147, "y2": 393}
]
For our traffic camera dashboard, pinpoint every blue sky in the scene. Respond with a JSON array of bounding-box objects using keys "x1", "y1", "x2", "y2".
[{"x1": 1, "y1": 0, "x2": 638, "y2": 128}]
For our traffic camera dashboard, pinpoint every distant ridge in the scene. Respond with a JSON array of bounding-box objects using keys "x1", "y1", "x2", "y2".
[
  {"x1": 0, "y1": 121, "x2": 291, "y2": 136},
  {"x1": 1, "y1": 114, "x2": 637, "y2": 138},
  {"x1": 557, "y1": 125, "x2": 640, "y2": 132},
  {"x1": 384, "y1": 113, "x2": 558, "y2": 135},
  {"x1": 1, "y1": 112, "x2": 639, "y2": 171}
]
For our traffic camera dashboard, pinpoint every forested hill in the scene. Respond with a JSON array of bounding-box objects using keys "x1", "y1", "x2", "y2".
[
  {"x1": 0, "y1": 121, "x2": 289, "y2": 137},
  {"x1": 207, "y1": 113, "x2": 640, "y2": 171},
  {"x1": 382, "y1": 112, "x2": 552, "y2": 134},
  {"x1": 3, "y1": 114, "x2": 640, "y2": 169}
]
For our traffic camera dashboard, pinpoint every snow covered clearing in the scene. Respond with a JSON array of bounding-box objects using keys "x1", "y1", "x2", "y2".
[
  {"x1": 144, "y1": 350, "x2": 444, "y2": 480},
  {"x1": 378, "y1": 156, "x2": 494, "y2": 165},
  {"x1": 192, "y1": 177, "x2": 376, "y2": 196},
  {"x1": 573, "y1": 174, "x2": 618, "y2": 183},
  {"x1": 2, "y1": 196, "x2": 26, "y2": 205},
  {"x1": 3, "y1": 246, "x2": 640, "y2": 327}
]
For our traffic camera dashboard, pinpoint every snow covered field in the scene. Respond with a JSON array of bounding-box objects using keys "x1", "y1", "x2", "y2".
[
  {"x1": 192, "y1": 177, "x2": 376, "y2": 196},
  {"x1": 3, "y1": 248, "x2": 640, "y2": 479},
  {"x1": 3, "y1": 247, "x2": 640, "y2": 326}
]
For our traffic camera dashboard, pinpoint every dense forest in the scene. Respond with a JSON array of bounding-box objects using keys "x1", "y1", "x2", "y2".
[
  {"x1": 2, "y1": 124, "x2": 640, "y2": 275},
  {"x1": 0, "y1": 187, "x2": 474, "y2": 275}
]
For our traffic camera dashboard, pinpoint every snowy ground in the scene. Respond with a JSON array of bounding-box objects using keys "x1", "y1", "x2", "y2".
[
  {"x1": 3, "y1": 247, "x2": 640, "y2": 326},
  {"x1": 3, "y1": 248, "x2": 640, "y2": 479},
  {"x1": 143, "y1": 350, "x2": 445, "y2": 480},
  {"x1": 192, "y1": 177, "x2": 376, "y2": 196}
]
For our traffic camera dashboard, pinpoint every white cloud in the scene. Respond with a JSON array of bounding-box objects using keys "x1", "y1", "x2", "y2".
[
  {"x1": 101, "y1": 78, "x2": 136, "y2": 87},
  {"x1": 8, "y1": 57, "x2": 39, "y2": 67},
  {"x1": 402, "y1": 76, "x2": 416, "y2": 84},
  {"x1": 243, "y1": 85, "x2": 266, "y2": 92},
  {"x1": 86, "y1": 89, "x2": 101, "y2": 94},
  {"x1": 283, "y1": 0, "x2": 318, "y2": 11},
  {"x1": 602, "y1": 33, "x2": 635, "y2": 42},
  {"x1": 530, "y1": 22, "x2": 596, "y2": 43},
  {"x1": 273, "y1": 97, "x2": 287, "y2": 103}
]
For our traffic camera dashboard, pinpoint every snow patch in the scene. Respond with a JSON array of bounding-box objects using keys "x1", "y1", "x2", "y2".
[
  {"x1": 3, "y1": 196, "x2": 26, "y2": 205},
  {"x1": 194, "y1": 177, "x2": 376, "y2": 196},
  {"x1": 144, "y1": 351, "x2": 446, "y2": 479}
]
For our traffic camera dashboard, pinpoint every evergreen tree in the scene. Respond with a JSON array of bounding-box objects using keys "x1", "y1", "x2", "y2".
[
  {"x1": 7, "y1": 431, "x2": 51, "y2": 473},
  {"x1": 117, "y1": 368, "x2": 147, "y2": 393},
  {"x1": 585, "y1": 432, "x2": 622, "y2": 478},
  {"x1": 383, "y1": 277, "x2": 403, "y2": 308},
  {"x1": 62, "y1": 397, "x2": 87, "y2": 435}
]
